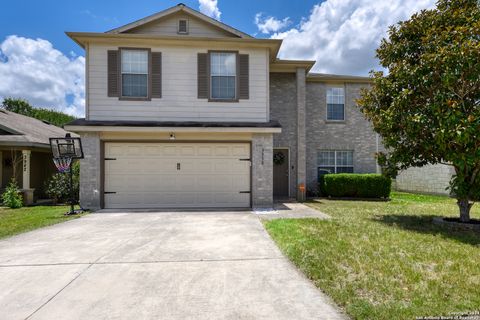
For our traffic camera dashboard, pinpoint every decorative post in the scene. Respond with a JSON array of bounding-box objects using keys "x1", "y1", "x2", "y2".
[
  {"x1": 21, "y1": 149, "x2": 34, "y2": 205},
  {"x1": 0, "y1": 151, "x2": 3, "y2": 189},
  {"x1": 21, "y1": 150, "x2": 31, "y2": 189}
]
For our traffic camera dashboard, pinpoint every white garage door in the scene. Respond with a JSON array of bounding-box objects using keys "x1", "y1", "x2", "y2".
[{"x1": 104, "y1": 142, "x2": 251, "y2": 209}]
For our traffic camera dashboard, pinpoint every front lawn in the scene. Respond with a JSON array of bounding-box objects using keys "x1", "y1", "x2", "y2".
[
  {"x1": 265, "y1": 192, "x2": 480, "y2": 320},
  {"x1": 0, "y1": 205, "x2": 84, "y2": 239}
]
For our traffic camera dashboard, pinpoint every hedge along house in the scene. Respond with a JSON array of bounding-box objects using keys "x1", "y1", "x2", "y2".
[
  {"x1": 65, "y1": 3, "x2": 381, "y2": 210},
  {"x1": 0, "y1": 109, "x2": 73, "y2": 204}
]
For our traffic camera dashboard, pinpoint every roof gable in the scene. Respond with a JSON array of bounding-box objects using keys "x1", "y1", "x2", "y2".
[{"x1": 107, "y1": 4, "x2": 252, "y2": 39}]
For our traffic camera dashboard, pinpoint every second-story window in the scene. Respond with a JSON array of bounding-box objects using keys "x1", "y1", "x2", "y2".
[
  {"x1": 121, "y1": 49, "x2": 148, "y2": 98},
  {"x1": 210, "y1": 52, "x2": 236, "y2": 100},
  {"x1": 326, "y1": 87, "x2": 345, "y2": 121}
]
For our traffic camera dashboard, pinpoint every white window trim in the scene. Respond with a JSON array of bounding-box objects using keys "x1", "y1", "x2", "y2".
[
  {"x1": 318, "y1": 150, "x2": 354, "y2": 174},
  {"x1": 177, "y1": 19, "x2": 189, "y2": 34},
  {"x1": 120, "y1": 48, "x2": 149, "y2": 99},
  {"x1": 209, "y1": 52, "x2": 237, "y2": 101},
  {"x1": 326, "y1": 85, "x2": 346, "y2": 122}
]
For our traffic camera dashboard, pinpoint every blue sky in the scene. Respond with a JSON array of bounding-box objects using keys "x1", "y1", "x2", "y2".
[
  {"x1": 0, "y1": 0, "x2": 319, "y2": 57},
  {"x1": 0, "y1": 0, "x2": 436, "y2": 116}
]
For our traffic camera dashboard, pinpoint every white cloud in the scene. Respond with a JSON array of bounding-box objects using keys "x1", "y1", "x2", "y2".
[
  {"x1": 255, "y1": 13, "x2": 291, "y2": 34},
  {"x1": 272, "y1": 0, "x2": 436, "y2": 75},
  {"x1": 198, "y1": 0, "x2": 221, "y2": 20},
  {"x1": 0, "y1": 35, "x2": 85, "y2": 117}
]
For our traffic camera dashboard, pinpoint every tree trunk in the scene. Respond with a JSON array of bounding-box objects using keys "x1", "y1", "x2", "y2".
[{"x1": 457, "y1": 199, "x2": 472, "y2": 223}]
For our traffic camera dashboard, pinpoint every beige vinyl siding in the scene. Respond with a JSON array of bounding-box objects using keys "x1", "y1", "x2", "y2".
[
  {"x1": 126, "y1": 12, "x2": 236, "y2": 38},
  {"x1": 88, "y1": 43, "x2": 269, "y2": 122}
]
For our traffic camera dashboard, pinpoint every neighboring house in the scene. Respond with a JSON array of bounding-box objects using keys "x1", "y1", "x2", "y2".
[
  {"x1": 0, "y1": 109, "x2": 72, "y2": 204},
  {"x1": 395, "y1": 164, "x2": 455, "y2": 196},
  {"x1": 65, "y1": 3, "x2": 380, "y2": 210}
]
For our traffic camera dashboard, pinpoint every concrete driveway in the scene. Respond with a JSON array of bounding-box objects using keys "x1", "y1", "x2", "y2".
[{"x1": 0, "y1": 210, "x2": 346, "y2": 320}]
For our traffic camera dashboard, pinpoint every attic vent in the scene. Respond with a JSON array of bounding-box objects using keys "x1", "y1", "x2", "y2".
[{"x1": 178, "y1": 19, "x2": 188, "y2": 34}]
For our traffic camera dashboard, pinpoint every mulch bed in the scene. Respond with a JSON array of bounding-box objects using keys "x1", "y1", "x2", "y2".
[{"x1": 433, "y1": 217, "x2": 480, "y2": 232}]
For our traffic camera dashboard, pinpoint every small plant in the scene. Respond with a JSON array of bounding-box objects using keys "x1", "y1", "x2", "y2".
[
  {"x1": 45, "y1": 161, "x2": 80, "y2": 204},
  {"x1": 45, "y1": 173, "x2": 69, "y2": 204},
  {"x1": 1, "y1": 179, "x2": 23, "y2": 209}
]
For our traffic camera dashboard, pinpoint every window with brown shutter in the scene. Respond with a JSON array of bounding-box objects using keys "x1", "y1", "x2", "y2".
[
  {"x1": 151, "y1": 52, "x2": 162, "y2": 98},
  {"x1": 108, "y1": 48, "x2": 161, "y2": 101},
  {"x1": 238, "y1": 54, "x2": 249, "y2": 99},
  {"x1": 197, "y1": 53, "x2": 208, "y2": 99},
  {"x1": 107, "y1": 50, "x2": 119, "y2": 97}
]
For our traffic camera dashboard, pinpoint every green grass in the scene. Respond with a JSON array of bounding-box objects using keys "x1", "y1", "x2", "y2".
[
  {"x1": 265, "y1": 192, "x2": 480, "y2": 320},
  {"x1": 0, "y1": 205, "x2": 85, "y2": 239}
]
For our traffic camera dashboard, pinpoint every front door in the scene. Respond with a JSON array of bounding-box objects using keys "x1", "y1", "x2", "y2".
[{"x1": 273, "y1": 149, "x2": 289, "y2": 198}]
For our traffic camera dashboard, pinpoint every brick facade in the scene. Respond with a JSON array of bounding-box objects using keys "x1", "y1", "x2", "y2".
[
  {"x1": 270, "y1": 73, "x2": 298, "y2": 197},
  {"x1": 271, "y1": 73, "x2": 380, "y2": 196}
]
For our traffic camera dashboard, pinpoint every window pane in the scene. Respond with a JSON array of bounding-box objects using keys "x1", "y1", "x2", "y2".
[
  {"x1": 327, "y1": 104, "x2": 345, "y2": 120},
  {"x1": 336, "y1": 151, "x2": 353, "y2": 166},
  {"x1": 211, "y1": 52, "x2": 236, "y2": 76},
  {"x1": 336, "y1": 167, "x2": 354, "y2": 173},
  {"x1": 211, "y1": 76, "x2": 235, "y2": 99},
  {"x1": 318, "y1": 167, "x2": 335, "y2": 176},
  {"x1": 122, "y1": 74, "x2": 148, "y2": 97},
  {"x1": 318, "y1": 151, "x2": 335, "y2": 166},
  {"x1": 121, "y1": 50, "x2": 148, "y2": 74},
  {"x1": 327, "y1": 87, "x2": 345, "y2": 120}
]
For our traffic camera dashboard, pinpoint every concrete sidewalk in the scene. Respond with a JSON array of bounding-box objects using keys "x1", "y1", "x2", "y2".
[{"x1": 0, "y1": 211, "x2": 346, "y2": 320}]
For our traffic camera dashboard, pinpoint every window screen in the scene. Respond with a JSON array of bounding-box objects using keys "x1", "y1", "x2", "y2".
[
  {"x1": 327, "y1": 87, "x2": 345, "y2": 120},
  {"x1": 318, "y1": 150, "x2": 354, "y2": 179},
  {"x1": 178, "y1": 19, "x2": 188, "y2": 33},
  {"x1": 210, "y1": 52, "x2": 236, "y2": 100},
  {"x1": 121, "y1": 50, "x2": 148, "y2": 98}
]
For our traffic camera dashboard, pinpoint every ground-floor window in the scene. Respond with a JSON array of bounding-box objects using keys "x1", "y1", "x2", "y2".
[{"x1": 317, "y1": 150, "x2": 354, "y2": 178}]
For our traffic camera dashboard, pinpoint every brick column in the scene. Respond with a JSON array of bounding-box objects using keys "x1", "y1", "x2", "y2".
[
  {"x1": 296, "y1": 68, "x2": 306, "y2": 200},
  {"x1": 252, "y1": 133, "x2": 273, "y2": 209},
  {"x1": 80, "y1": 132, "x2": 102, "y2": 210}
]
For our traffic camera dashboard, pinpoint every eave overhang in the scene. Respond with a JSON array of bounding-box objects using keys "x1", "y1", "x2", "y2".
[
  {"x1": 64, "y1": 119, "x2": 282, "y2": 134},
  {"x1": 66, "y1": 32, "x2": 283, "y2": 61},
  {"x1": 307, "y1": 73, "x2": 372, "y2": 83},
  {"x1": 270, "y1": 59, "x2": 316, "y2": 73}
]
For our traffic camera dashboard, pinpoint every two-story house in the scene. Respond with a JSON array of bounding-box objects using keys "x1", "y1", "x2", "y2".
[{"x1": 65, "y1": 3, "x2": 379, "y2": 210}]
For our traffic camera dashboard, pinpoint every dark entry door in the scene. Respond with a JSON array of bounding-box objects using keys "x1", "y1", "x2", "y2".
[{"x1": 273, "y1": 149, "x2": 289, "y2": 198}]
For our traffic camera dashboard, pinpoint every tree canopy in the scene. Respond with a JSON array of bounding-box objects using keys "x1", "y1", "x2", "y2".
[
  {"x1": 2, "y1": 98, "x2": 76, "y2": 127},
  {"x1": 358, "y1": 0, "x2": 480, "y2": 222}
]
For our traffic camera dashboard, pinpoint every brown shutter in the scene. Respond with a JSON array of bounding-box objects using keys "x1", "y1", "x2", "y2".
[
  {"x1": 151, "y1": 52, "x2": 162, "y2": 98},
  {"x1": 238, "y1": 54, "x2": 249, "y2": 100},
  {"x1": 197, "y1": 53, "x2": 209, "y2": 99},
  {"x1": 107, "y1": 50, "x2": 119, "y2": 97}
]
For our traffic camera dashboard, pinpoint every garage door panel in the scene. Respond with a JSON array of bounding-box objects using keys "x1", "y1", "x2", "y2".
[{"x1": 104, "y1": 142, "x2": 251, "y2": 209}]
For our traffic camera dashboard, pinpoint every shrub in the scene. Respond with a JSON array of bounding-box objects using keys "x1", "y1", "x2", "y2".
[
  {"x1": 320, "y1": 174, "x2": 391, "y2": 199},
  {"x1": 1, "y1": 179, "x2": 23, "y2": 208},
  {"x1": 45, "y1": 161, "x2": 80, "y2": 204}
]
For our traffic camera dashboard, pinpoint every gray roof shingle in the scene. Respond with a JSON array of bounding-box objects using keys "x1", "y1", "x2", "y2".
[{"x1": 0, "y1": 109, "x2": 74, "y2": 149}]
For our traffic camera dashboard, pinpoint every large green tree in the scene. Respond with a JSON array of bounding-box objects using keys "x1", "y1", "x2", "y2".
[
  {"x1": 2, "y1": 98, "x2": 75, "y2": 127},
  {"x1": 358, "y1": 0, "x2": 480, "y2": 222}
]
